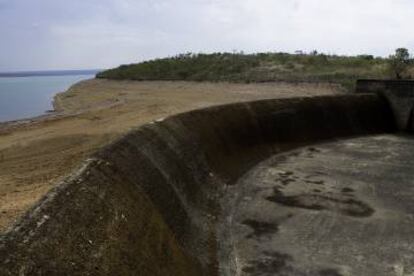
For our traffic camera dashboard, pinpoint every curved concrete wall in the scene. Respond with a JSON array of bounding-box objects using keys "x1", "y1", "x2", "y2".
[
  {"x1": 0, "y1": 94, "x2": 395, "y2": 275},
  {"x1": 356, "y1": 79, "x2": 414, "y2": 131}
]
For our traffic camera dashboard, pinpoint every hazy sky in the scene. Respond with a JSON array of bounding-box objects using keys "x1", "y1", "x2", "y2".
[{"x1": 0, "y1": 0, "x2": 413, "y2": 71}]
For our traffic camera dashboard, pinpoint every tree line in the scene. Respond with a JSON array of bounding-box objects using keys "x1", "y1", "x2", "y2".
[{"x1": 97, "y1": 48, "x2": 414, "y2": 91}]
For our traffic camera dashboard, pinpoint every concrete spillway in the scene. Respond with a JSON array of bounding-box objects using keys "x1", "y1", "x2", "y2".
[{"x1": 0, "y1": 94, "x2": 402, "y2": 275}]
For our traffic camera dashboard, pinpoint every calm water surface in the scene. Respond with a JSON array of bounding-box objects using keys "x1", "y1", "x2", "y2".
[{"x1": 0, "y1": 75, "x2": 94, "y2": 122}]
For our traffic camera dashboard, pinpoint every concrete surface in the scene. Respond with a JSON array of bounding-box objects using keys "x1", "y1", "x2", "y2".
[{"x1": 224, "y1": 134, "x2": 414, "y2": 276}]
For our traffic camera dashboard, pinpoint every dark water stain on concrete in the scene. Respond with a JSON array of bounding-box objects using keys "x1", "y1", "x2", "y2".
[
  {"x1": 242, "y1": 251, "x2": 295, "y2": 275},
  {"x1": 304, "y1": 147, "x2": 322, "y2": 158},
  {"x1": 279, "y1": 178, "x2": 296, "y2": 186},
  {"x1": 308, "y1": 147, "x2": 321, "y2": 153},
  {"x1": 319, "y1": 268, "x2": 343, "y2": 276},
  {"x1": 242, "y1": 219, "x2": 279, "y2": 239},
  {"x1": 266, "y1": 188, "x2": 374, "y2": 218},
  {"x1": 305, "y1": 171, "x2": 326, "y2": 179},
  {"x1": 242, "y1": 249, "x2": 345, "y2": 276},
  {"x1": 305, "y1": 180, "x2": 325, "y2": 185},
  {"x1": 289, "y1": 153, "x2": 301, "y2": 158},
  {"x1": 341, "y1": 187, "x2": 354, "y2": 193},
  {"x1": 276, "y1": 171, "x2": 297, "y2": 186},
  {"x1": 279, "y1": 171, "x2": 294, "y2": 177}
]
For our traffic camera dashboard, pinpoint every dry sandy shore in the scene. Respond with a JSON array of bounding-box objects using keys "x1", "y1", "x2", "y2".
[{"x1": 0, "y1": 79, "x2": 342, "y2": 232}]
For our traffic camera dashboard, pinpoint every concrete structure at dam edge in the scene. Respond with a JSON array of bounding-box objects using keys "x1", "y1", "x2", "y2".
[
  {"x1": 0, "y1": 92, "x2": 401, "y2": 275},
  {"x1": 356, "y1": 79, "x2": 414, "y2": 132}
]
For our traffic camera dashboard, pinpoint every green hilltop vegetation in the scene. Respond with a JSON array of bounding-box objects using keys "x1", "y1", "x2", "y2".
[{"x1": 97, "y1": 50, "x2": 414, "y2": 91}]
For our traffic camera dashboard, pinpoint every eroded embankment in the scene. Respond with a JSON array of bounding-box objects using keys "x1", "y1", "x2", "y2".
[{"x1": 0, "y1": 94, "x2": 395, "y2": 275}]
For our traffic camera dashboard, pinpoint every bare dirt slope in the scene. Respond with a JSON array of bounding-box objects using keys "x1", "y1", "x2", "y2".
[{"x1": 0, "y1": 79, "x2": 342, "y2": 232}]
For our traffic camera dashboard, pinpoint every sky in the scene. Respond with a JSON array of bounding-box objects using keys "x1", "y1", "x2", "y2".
[{"x1": 0, "y1": 0, "x2": 413, "y2": 71}]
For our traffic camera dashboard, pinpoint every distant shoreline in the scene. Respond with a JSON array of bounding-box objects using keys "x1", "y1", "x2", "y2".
[
  {"x1": 0, "y1": 78, "x2": 94, "y2": 130},
  {"x1": 0, "y1": 69, "x2": 101, "y2": 78},
  {"x1": 0, "y1": 75, "x2": 95, "y2": 125}
]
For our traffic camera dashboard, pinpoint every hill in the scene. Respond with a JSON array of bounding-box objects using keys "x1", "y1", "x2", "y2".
[{"x1": 96, "y1": 52, "x2": 413, "y2": 91}]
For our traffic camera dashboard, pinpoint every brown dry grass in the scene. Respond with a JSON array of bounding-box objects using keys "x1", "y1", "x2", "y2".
[{"x1": 0, "y1": 79, "x2": 342, "y2": 232}]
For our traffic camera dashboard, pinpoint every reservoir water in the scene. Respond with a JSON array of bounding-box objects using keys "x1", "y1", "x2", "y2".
[{"x1": 0, "y1": 73, "x2": 96, "y2": 122}]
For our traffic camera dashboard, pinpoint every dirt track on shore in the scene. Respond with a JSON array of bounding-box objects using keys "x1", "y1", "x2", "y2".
[{"x1": 0, "y1": 79, "x2": 342, "y2": 232}]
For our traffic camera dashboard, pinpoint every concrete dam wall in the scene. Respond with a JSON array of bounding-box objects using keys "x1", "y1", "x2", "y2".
[
  {"x1": 356, "y1": 79, "x2": 414, "y2": 131},
  {"x1": 0, "y1": 94, "x2": 395, "y2": 275}
]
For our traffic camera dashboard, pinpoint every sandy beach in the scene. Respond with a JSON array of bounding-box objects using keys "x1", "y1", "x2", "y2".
[{"x1": 0, "y1": 79, "x2": 342, "y2": 232}]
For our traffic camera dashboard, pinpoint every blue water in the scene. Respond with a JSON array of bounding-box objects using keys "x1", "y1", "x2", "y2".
[{"x1": 0, "y1": 74, "x2": 95, "y2": 122}]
